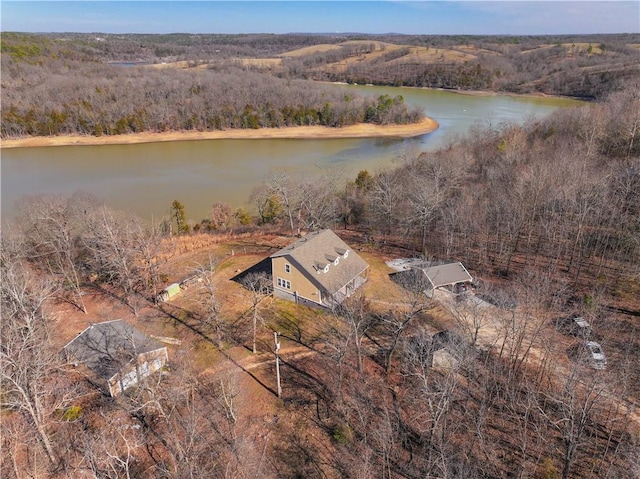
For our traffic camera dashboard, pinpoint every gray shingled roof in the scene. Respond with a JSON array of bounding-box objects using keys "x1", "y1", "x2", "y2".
[
  {"x1": 64, "y1": 320, "x2": 165, "y2": 380},
  {"x1": 271, "y1": 230, "x2": 369, "y2": 295},
  {"x1": 423, "y1": 262, "x2": 473, "y2": 289}
]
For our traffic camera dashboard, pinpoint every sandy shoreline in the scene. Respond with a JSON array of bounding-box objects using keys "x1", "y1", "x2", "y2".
[{"x1": 0, "y1": 117, "x2": 439, "y2": 149}]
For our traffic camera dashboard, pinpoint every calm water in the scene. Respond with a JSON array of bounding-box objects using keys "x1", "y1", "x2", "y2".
[{"x1": 1, "y1": 85, "x2": 583, "y2": 222}]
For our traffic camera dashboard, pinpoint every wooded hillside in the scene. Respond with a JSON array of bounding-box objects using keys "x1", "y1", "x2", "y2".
[
  {"x1": 2, "y1": 32, "x2": 639, "y2": 139},
  {"x1": 2, "y1": 87, "x2": 639, "y2": 479}
]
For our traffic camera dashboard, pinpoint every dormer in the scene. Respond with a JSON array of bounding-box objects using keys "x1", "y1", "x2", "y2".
[
  {"x1": 324, "y1": 254, "x2": 338, "y2": 263},
  {"x1": 314, "y1": 262, "x2": 329, "y2": 273}
]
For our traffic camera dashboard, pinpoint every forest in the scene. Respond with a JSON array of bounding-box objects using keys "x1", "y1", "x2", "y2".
[
  {"x1": 2, "y1": 32, "x2": 639, "y2": 138},
  {"x1": 2, "y1": 80, "x2": 639, "y2": 478}
]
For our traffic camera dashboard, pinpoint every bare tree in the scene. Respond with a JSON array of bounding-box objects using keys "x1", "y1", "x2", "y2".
[
  {"x1": 298, "y1": 170, "x2": 343, "y2": 230},
  {"x1": 368, "y1": 169, "x2": 403, "y2": 238},
  {"x1": 210, "y1": 201, "x2": 233, "y2": 231},
  {"x1": 250, "y1": 183, "x2": 282, "y2": 225},
  {"x1": 92, "y1": 412, "x2": 145, "y2": 479},
  {"x1": 541, "y1": 362, "x2": 608, "y2": 479},
  {"x1": 241, "y1": 272, "x2": 271, "y2": 354},
  {"x1": 143, "y1": 351, "x2": 244, "y2": 478},
  {"x1": 192, "y1": 256, "x2": 224, "y2": 347},
  {"x1": 398, "y1": 329, "x2": 471, "y2": 477},
  {"x1": 132, "y1": 218, "x2": 165, "y2": 303},
  {"x1": 449, "y1": 293, "x2": 492, "y2": 348},
  {"x1": 379, "y1": 279, "x2": 432, "y2": 374},
  {"x1": 16, "y1": 193, "x2": 94, "y2": 313},
  {"x1": 83, "y1": 206, "x2": 161, "y2": 316},
  {"x1": 402, "y1": 156, "x2": 454, "y2": 252},
  {"x1": 267, "y1": 172, "x2": 301, "y2": 232},
  {"x1": 0, "y1": 248, "x2": 69, "y2": 468},
  {"x1": 336, "y1": 292, "x2": 375, "y2": 374}
]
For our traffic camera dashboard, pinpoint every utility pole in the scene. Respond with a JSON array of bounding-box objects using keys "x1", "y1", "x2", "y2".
[{"x1": 274, "y1": 331, "x2": 282, "y2": 398}]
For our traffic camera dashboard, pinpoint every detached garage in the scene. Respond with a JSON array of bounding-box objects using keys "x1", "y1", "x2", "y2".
[
  {"x1": 63, "y1": 320, "x2": 168, "y2": 396},
  {"x1": 390, "y1": 260, "x2": 473, "y2": 297}
]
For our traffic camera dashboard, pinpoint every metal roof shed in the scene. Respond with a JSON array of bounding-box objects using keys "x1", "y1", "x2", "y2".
[{"x1": 423, "y1": 262, "x2": 473, "y2": 290}]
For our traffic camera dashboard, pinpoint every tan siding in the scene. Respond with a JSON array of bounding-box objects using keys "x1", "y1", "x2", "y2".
[{"x1": 272, "y1": 256, "x2": 320, "y2": 303}]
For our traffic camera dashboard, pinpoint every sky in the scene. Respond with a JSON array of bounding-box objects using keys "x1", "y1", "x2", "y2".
[{"x1": 1, "y1": 1, "x2": 639, "y2": 35}]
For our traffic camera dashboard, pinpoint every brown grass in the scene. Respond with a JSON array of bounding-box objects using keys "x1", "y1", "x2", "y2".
[
  {"x1": 240, "y1": 58, "x2": 282, "y2": 68},
  {"x1": 280, "y1": 44, "x2": 343, "y2": 57},
  {"x1": 522, "y1": 43, "x2": 606, "y2": 56},
  {"x1": 339, "y1": 40, "x2": 399, "y2": 50},
  {"x1": 43, "y1": 230, "x2": 640, "y2": 478},
  {"x1": 453, "y1": 45, "x2": 499, "y2": 56},
  {"x1": 321, "y1": 44, "x2": 476, "y2": 74},
  {"x1": 359, "y1": 252, "x2": 407, "y2": 306},
  {"x1": 396, "y1": 46, "x2": 476, "y2": 64}
]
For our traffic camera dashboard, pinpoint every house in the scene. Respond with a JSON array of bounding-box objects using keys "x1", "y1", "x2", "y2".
[
  {"x1": 63, "y1": 320, "x2": 168, "y2": 396},
  {"x1": 270, "y1": 229, "x2": 369, "y2": 308},
  {"x1": 391, "y1": 260, "x2": 473, "y2": 297}
]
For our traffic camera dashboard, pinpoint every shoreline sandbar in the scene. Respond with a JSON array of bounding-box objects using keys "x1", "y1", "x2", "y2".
[{"x1": 1, "y1": 117, "x2": 439, "y2": 149}]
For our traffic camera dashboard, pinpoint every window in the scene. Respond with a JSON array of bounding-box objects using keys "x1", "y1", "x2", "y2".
[
  {"x1": 343, "y1": 250, "x2": 349, "y2": 258},
  {"x1": 285, "y1": 263, "x2": 291, "y2": 273},
  {"x1": 277, "y1": 277, "x2": 291, "y2": 290},
  {"x1": 333, "y1": 257, "x2": 339, "y2": 266}
]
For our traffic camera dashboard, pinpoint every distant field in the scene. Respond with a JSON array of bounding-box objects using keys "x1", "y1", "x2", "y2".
[
  {"x1": 145, "y1": 39, "x2": 622, "y2": 77},
  {"x1": 339, "y1": 39, "x2": 398, "y2": 49},
  {"x1": 402, "y1": 46, "x2": 476, "y2": 63},
  {"x1": 147, "y1": 58, "x2": 282, "y2": 70},
  {"x1": 522, "y1": 42, "x2": 606, "y2": 55},
  {"x1": 240, "y1": 58, "x2": 282, "y2": 68},
  {"x1": 283, "y1": 41, "x2": 479, "y2": 74},
  {"x1": 280, "y1": 43, "x2": 343, "y2": 57},
  {"x1": 453, "y1": 45, "x2": 500, "y2": 56}
]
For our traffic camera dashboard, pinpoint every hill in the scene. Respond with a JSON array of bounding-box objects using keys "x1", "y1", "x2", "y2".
[{"x1": 2, "y1": 89, "x2": 639, "y2": 478}]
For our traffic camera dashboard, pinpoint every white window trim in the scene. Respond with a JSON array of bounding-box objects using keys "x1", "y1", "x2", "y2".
[
  {"x1": 277, "y1": 277, "x2": 291, "y2": 290},
  {"x1": 285, "y1": 263, "x2": 291, "y2": 273}
]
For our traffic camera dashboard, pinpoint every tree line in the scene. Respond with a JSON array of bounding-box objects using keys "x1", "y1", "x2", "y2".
[
  {"x1": 2, "y1": 83, "x2": 636, "y2": 341},
  {"x1": 283, "y1": 37, "x2": 640, "y2": 99},
  {"x1": 2, "y1": 84, "x2": 639, "y2": 477},
  {"x1": 2, "y1": 32, "x2": 639, "y2": 140},
  {"x1": 239, "y1": 85, "x2": 639, "y2": 286},
  {"x1": 0, "y1": 58, "x2": 422, "y2": 138}
]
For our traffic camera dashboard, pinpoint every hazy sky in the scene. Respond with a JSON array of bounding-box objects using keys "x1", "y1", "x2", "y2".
[{"x1": 2, "y1": 1, "x2": 639, "y2": 35}]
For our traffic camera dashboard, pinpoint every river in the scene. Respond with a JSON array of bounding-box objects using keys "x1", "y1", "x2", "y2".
[{"x1": 0, "y1": 85, "x2": 583, "y2": 222}]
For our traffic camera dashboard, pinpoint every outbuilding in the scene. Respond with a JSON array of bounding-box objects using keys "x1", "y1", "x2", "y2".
[
  {"x1": 390, "y1": 260, "x2": 473, "y2": 297},
  {"x1": 63, "y1": 320, "x2": 168, "y2": 396},
  {"x1": 157, "y1": 282, "x2": 182, "y2": 302}
]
